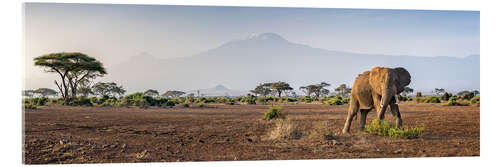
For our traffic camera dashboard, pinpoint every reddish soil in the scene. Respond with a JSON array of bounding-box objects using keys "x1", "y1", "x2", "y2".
[{"x1": 23, "y1": 103, "x2": 479, "y2": 164}]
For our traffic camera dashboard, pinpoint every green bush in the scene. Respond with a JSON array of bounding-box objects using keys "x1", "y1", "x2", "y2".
[
  {"x1": 241, "y1": 95, "x2": 257, "y2": 104},
  {"x1": 446, "y1": 96, "x2": 470, "y2": 106},
  {"x1": 366, "y1": 119, "x2": 392, "y2": 136},
  {"x1": 23, "y1": 103, "x2": 37, "y2": 109},
  {"x1": 461, "y1": 92, "x2": 475, "y2": 100},
  {"x1": 69, "y1": 96, "x2": 93, "y2": 106},
  {"x1": 341, "y1": 97, "x2": 350, "y2": 104},
  {"x1": 164, "y1": 101, "x2": 176, "y2": 108},
  {"x1": 300, "y1": 96, "x2": 314, "y2": 103},
  {"x1": 440, "y1": 92, "x2": 452, "y2": 101},
  {"x1": 286, "y1": 97, "x2": 298, "y2": 102},
  {"x1": 366, "y1": 120, "x2": 424, "y2": 139},
  {"x1": 423, "y1": 96, "x2": 441, "y2": 103},
  {"x1": 470, "y1": 96, "x2": 480, "y2": 104},
  {"x1": 416, "y1": 92, "x2": 422, "y2": 97},
  {"x1": 326, "y1": 96, "x2": 344, "y2": 105},
  {"x1": 388, "y1": 127, "x2": 425, "y2": 139},
  {"x1": 263, "y1": 105, "x2": 285, "y2": 120}
]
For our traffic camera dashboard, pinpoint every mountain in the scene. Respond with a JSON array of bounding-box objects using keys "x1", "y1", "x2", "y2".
[
  {"x1": 106, "y1": 33, "x2": 479, "y2": 94},
  {"x1": 184, "y1": 85, "x2": 247, "y2": 97}
]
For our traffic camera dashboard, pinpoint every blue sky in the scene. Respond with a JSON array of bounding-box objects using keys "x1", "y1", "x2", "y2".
[{"x1": 24, "y1": 3, "x2": 479, "y2": 90}]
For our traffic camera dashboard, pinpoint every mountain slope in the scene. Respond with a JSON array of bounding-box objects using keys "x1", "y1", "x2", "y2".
[{"x1": 106, "y1": 33, "x2": 479, "y2": 94}]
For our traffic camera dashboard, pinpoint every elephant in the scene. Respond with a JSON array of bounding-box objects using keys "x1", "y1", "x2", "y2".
[{"x1": 342, "y1": 67, "x2": 411, "y2": 134}]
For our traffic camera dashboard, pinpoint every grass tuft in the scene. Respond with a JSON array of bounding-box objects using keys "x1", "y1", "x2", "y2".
[
  {"x1": 262, "y1": 105, "x2": 285, "y2": 120},
  {"x1": 366, "y1": 120, "x2": 424, "y2": 139}
]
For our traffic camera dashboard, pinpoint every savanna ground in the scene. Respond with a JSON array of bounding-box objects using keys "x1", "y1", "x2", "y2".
[{"x1": 23, "y1": 103, "x2": 479, "y2": 164}]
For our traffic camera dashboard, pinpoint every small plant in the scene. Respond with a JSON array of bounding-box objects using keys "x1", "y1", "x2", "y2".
[
  {"x1": 366, "y1": 120, "x2": 424, "y2": 139},
  {"x1": 263, "y1": 105, "x2": 285, "y2": 120},
  {"x1": 388, "y1": 127, "x2": 424, "y2": 139},
  {"x1": 366, "y1": 120, "x2": 392, "y2": 136},
  {"x1": 447, "y1": 96, "x2": 470, "y2": 106},
  {"x1": 23, "y1": 103, "x2": 37, "y2": 109},
  {"x1": 470, "y1": 96, "x2": 480, "y2": 105},
  {"x1": 183, "y1": 103, "x2": 190, "y2": 108},
  {"x1": 447, "y1": 96, "x2": 459, "y2": 106},
  {"x1": 440, "y1": 92, "x2": 452, "y2": 101},
  {"x1": 326, "y1": 96, "x2": 344, "y2": 105},
  {"x1": 423, "y1": 96, "x2": 440, "y2": 103}
]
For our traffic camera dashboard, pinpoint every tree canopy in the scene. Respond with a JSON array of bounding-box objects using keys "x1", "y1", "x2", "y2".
[
  {"x1": 270, "y1": 81, "x2": 293, "y2": 97},
  {"x1": 402, "y1": 87, "x2": 414, "y2": 96},
  {"x1": 250, "y1": 83, "x2": 272, "y2": 97},
  {"x1": 334, "y1": 84, "x2": 352, "y2": 97},
  {"x1": 300, "y1": 82, "x2": 331, "y2": 98},
  {"x1": 34, "y1": 52, "x2": 106, "y2": 103},
  {"x1": 162, "y1": 90, "x2": 186, "y2": 98},
  {"x1": 33, "y1": 88, "x2": 58, "y2": 97},
  {"x1": 144, "y1": 89, "x2": 160, "y2": 97},
  {"x1": 91, "y1": 82, "x2": 126, "y2": 97}
]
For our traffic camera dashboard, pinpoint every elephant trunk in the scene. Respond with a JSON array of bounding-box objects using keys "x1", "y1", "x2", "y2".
[{"x1": 378, "y1": 85, "x2": 397, "y2": 119}]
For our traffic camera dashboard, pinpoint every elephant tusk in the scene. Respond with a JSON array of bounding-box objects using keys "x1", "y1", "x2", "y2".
[
  {"x1": 395, "y1": 94, "x2": 400, "y2": 104},
  {"x1": 380, "y1": 101, "x2": 384, "y2": 107}
]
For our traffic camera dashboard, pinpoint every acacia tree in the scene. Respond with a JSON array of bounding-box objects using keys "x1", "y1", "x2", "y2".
[
  {"x1": 162, "y1": 90, "x2": 186, "y2": 98},
  {"x1": 77, "y1": 86, "x2": 93, "y2": 97},
  {"x1": 92, "y1": 82, "x2": 125, "y2": 97},
  {"x1": 270, "y1": 81, "x2": 293, "y2": 98},
  {"x1": 22, "y1": 90, "x2": 34, "y2": 98},
  {"x1": 402, "y1": 87, "x2": 414, "y2": 97},
  {"x1": 434, "y1": 88, "x2": 445, "y2": 96},
  {"x1": 34, "y1": 52, "x2": 106, "y2": 103},
  {"x1": 144, "y1": 89, "x2": 159, "y2": 97},
  {"x1": 300, "y1": 82, "x2": 331, "y2": 98},
  {"x1": 33, "y1": 88, "x2": 58, "y2": 97},
  {"x1": 250, "y1": 83, "x2": 272, "y2": 96},
  {"x1": 335, "y1": 84, "x2": 352, "y2": 97}
]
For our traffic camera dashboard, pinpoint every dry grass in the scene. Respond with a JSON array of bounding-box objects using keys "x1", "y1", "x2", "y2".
[{"x1": 265, "y1": 118, "x2": 336, "y2": 141}]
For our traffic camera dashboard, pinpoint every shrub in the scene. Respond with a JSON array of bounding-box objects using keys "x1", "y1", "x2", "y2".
[
  {"x1": 471, "y1": 96, "x2": 480, "y2": 104},
  {"x1": 366, "y1": 120, "x2": 392, "y2": 136},
  {"x1": 257, "y1": 97, "x2": 267, "y2": 104},
  {"x1": 388, "y1": 127, "x2": 425, "y2": 139},
  {"x1": 461, "y1": 92, "x2": 475, "y2": 100},
  {"x1": 416, "y1": 92, "x2": 422, "y2": 97},
  {"x1": 341, "y1": 97, "x2": 350, "y2": 104},
  {"x1": 241, "y1": 95, "x2": 257, "y2": 104},
  {"x1": 447, "y1": 96, "x2": 470, "y2": 106},
  {"x1": 326, "y1": 96, "x2": 344, "y2": 105},
  {"x1": 263, "y1": 105, "x2": 285, "y2": 120},
  {"x1": 183, "y1": 103, "x2": 190, "y2": 108},
  {"x1": 286, "y1": 97, "x2": 298, "y2": 102},
  {"x1": 23, "y1": 103, "x2": 37, "y2": 109},
  {"x1": 366, "y1": 120, "x2": 424, "y2": 139},
  {"x1": 164, "y1": 101, "x2": 176, "y2": 108},
  {"x1": 69, "y1": 96, "x2": 93, "y2": 106},
  {"x1": 26, "y1": 97, "x2": 49, "y2": 106},
  {"x1": 300, "y1": 96, "x2": 314, "y2": 103},
  {"x1": 423, "y1": 96, "x2": 440, "y2": 103},
  {"x1": 447, "y1": 96, "x2": 459, "y2": 106},
  {"x1": 440, "y1": 92, "x2": 452, "y2": 101}
]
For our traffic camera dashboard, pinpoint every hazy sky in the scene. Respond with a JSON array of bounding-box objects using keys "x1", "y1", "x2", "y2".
[{"x1": 24, "y1": 3, "x2": 479, "y2": 91}]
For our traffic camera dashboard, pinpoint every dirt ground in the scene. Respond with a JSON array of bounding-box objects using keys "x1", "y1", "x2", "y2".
[{"x1": 23, "y1": 103, "x2": 480, "y2": 164}]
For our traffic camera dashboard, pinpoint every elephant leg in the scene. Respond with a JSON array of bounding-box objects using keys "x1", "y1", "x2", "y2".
[
  {"x1": 342, "y1": 98, "x2": 359, "y2": 134},
  {"x1": 390, "y1": 103, "x2": 403, "y2": 128},
  {"x1": 359, "y1": 109, "x2": 369, "y2": 132}
]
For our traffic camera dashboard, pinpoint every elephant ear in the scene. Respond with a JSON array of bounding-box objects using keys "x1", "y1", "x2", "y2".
[
  {"x1": 393, "y1": 67, "x2": 411, "y2": 93},
  {"x1": 368, "y1": 67, "x2": 385, "y2": 94}
]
